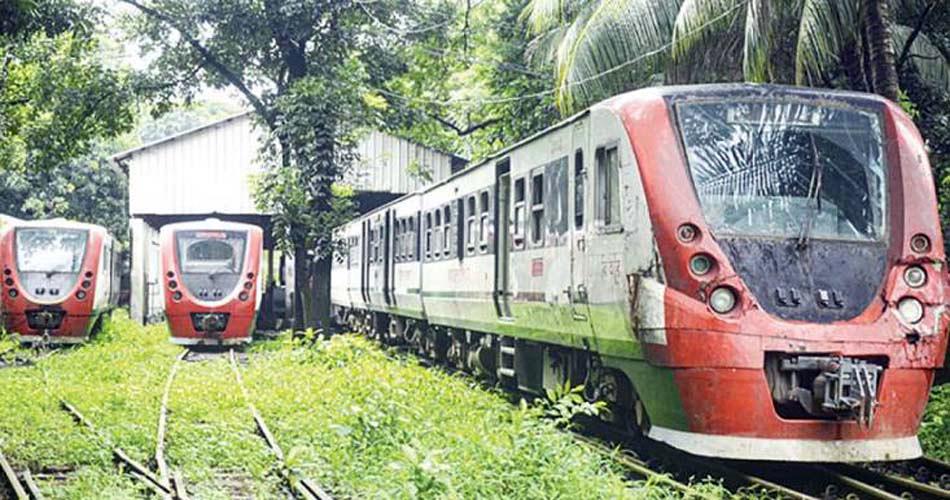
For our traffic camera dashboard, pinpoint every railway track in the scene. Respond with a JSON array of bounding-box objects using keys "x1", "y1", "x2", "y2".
[
  {"x1": 0, "y1": 449, "x2": 43, "y2": 500},
  {"x1": 154, "y1": 350, "x2": 190, "y2": 499},
  {"x1": 227, "y1": 349, "x2": 333, "y2": 500}
]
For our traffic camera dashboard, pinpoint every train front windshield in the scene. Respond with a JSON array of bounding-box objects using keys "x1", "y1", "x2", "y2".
[
  {"x1": 15, "y1": 228, "x2": 88, "y2": 273},
  {"x1": 176, "y1": 231, "x2": 247, "y2": 275},
  {"x1": 676, "y1": 100, "x2": 887, "y2": 242}
]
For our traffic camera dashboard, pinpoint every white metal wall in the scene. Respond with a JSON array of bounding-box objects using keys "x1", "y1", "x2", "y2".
[
  {"x1": 129, "y1": 218, "x2": 163, "y2": 324},
  {"x1": 126, "y1": 114, "x2": 262, "y2": 216},
  {"x1": 348, "y1": 130, "x2": 456, "y2": 193}
]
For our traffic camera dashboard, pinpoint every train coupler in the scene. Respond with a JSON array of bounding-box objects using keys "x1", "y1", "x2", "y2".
[{"x1": 766, "y1": 354, "x2": 883, "y2": 426}]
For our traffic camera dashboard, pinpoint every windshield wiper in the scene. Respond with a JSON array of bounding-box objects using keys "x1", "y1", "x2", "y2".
[{"x1": 796, "y1": 137, "x2": 824, "y2": 250}]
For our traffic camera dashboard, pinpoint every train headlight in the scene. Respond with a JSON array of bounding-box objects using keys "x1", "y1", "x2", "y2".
[
  {"x1": 239, "y1": 291, "x2": 249, "y2": 301},
  {"x1": 243, "y1": 281, "x2": 252, "y2": 290},
  {"x1": 168, "y1": 280, "x2": 178, "y2": 290},
  {"x1": 4, "y1": 278, "x2": 12, "y2": 287},
  {"x1": 709, "y1": 287, "x2": 737, "y2": 314},
  {"x1": 904, "y1": 266, "x2": 927, "y2": 288},
  {"x1": 76, "y1": 290, "x2": 87, "y2": 300},
  {"x1": 8, "y1": 289, "x2": 17, "y2": 298},
  {"x1": 81, "y1": 280, "x2": 92, "y2": 289},
  {"x1": 172, "y1": 291, "x2": 182, "y2": 301},
  {"x1": 689, "y1": 254, "x2": 713, "y2": 276},
  {"x1": 897, "y1": 297, "x2": 924, "y2": 324}
]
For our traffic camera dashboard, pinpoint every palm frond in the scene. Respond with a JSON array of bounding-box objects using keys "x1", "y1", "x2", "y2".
[
  {"x1": 794, "y1": 0, "x2": 860, "y2": 85},
  {"x1": 892, "y1": 24, "x2": 950, "y2": 91},
  {"x1": 554, "y1": 0, "x2": 681, "y2": 114},
  {"x1": 670, "y1": 0, "x2": 744, "y2": 63},
  {"x1": 742, "y1": 0, "x2": 771, "y2": 82}
]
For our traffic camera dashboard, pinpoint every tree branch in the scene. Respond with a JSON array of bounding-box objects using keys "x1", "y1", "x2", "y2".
[
  {"x1": 897, "y1": 0, "x2": 937, "y2": 70},
  {"x1": 118, "y1": 0, "x2": 275, "y2": 128},
  {"x1": 429, "y1": 114, "x2": 500, "y2": 136}
]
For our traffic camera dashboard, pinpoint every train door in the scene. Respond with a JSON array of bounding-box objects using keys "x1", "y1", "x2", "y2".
[
  {"x1": 494, "y1": 159, "x2": 512, "y2": 318},
  {"x1": 361, "y1": 220, "x2": 369, "y2": 304},
  {"x1": 570, "y1": 121, "x2": 591, "y2": 320},
  {"x1": 383, "y1": 209, "x2": 394, "y2": 306}
]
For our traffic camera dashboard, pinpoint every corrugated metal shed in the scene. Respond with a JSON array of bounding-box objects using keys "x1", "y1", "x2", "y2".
[{"x1": 114, "y1": 112, "x2": 465, "y2": 217}]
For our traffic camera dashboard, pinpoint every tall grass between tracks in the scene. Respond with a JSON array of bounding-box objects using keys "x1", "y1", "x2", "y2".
[
  {"x1": 921, "y1": 382, "x2": 950, "y2": 461},
  {"x1": 243, "y1": 334, "x2": 726, "y2": 499}
]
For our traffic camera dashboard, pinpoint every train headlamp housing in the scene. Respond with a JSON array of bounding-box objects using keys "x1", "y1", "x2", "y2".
[
  {"x1": 172, "y1": 291, "x2": 182, "y2": 301},
  {"x1": 75, "y1": 290, "x2": 87, "y2": 300},
  {"x1": 910, "y1": 234, "x2": 931, "y2": 254},
  {"x1": 709, "y1": 287, "x2": 737, "y2": 314},
  {"x1": 239, "y1": 291, "x2": 249, "y2": 301},
  {"x1": 903, "y1": 266, "x2": 927, "y2": 288},
  {"x1": 8, "y1": 289, "x2": 17, "y2": 298},
  {"x1": 897, "y1": 297, "x2": 924, "y2": 324}
]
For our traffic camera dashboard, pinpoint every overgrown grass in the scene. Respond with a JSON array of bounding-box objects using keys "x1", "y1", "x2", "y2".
[
  {"x1": 242, "y1": 334, "x2": 699, "y2": 499},
  {"x1": 921, "y1": 382, "x2": 950, "y2": 461},
  {"x1": 0, "y1": 315, "x2": 702, "y2": 498}
]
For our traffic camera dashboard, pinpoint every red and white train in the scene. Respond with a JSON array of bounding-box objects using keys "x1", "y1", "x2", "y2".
[
  {"x1": 160, "y1": 219, "x2": 263, "y2": 345},
  {"x1": 1, "y1": 218, "x2": 120, "y2": 343},
  {"x1": 332, "y1": 84, "x2": 950, "y2": 461}
]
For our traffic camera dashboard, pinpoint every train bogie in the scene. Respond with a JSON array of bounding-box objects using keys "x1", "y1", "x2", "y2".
[
  {"x1": 0, "y1": 219, "x2": 120, "y2": 344},
  {"x1": 331, "y1": 84, "x2": 950, "y2": 462},
  {"x1": 160, "y1": 219, "x2": 263, "y2": 345}
]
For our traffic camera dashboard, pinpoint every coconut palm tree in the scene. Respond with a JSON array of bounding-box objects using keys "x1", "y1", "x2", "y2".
[{"x1": 522, "y1": 0, "x2": 949, "y2": 114}]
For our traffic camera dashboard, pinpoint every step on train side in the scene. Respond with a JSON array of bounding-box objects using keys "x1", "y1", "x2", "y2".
[{"x1": 330, "y1": 83, "x2": 950, "y2": 462}]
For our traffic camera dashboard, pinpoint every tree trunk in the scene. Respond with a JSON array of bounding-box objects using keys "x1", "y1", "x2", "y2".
[
  {"x1": 841, "y1": 43, "x2": 868, "y2": 92},
  {"x1": 864, "y1": 0, "x2": 900, "y2": 101},
  {"x1": 293, "y1": 244, "x2": 309, "y2": 330},
  {"x1": 311, "y1": 255, "x2": 332, "y2": 332}
]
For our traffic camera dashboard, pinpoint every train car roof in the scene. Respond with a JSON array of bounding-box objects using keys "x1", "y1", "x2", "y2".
[
  {"x1": 7, "y1": 218, "x2": 110, "y2": 235},
  {"x1": 343, "y1": 83, "x2": 891, "y2": 225},
  {"x1": 161, "y1": 218, "x2": 263, "y2": 232}
]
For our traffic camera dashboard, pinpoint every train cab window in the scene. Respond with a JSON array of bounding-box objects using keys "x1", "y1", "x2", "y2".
[
  {"x1": 574, "y1": 149, "x2": 585, "y2": 229},
  {"x1": 443, "y1": 206, "x2": 452, "y2": 258},
  {"x1": 425, "y1": 213, "x2": 433, "y2": 260},
  {"x1": 513, "y1": 177, "x2": 525, "y2": 248},
  {"x1": 479, "y1": 191, "x2": 490, "y2": 252},
  {"x1": 596, "y1": 145, "x2": 620, "y2": 226},
  {"x1": 466, "y1": 196, "x2": 476, "y2": 254},
  {"x1": 531, "y1": 171, "x2": 544, "y2": 245}
]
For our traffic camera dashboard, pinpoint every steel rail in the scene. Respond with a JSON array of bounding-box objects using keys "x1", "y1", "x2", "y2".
[
  {"x1": 227, "y1": 350, "x2": 333, "y2": 500},
  {"x1": 20, "y1": 469, "x2": 43, "y2": 500},
  {"x1": 60, "y1": 400, "x2": 174, "y2": 498},
  {"x1": 155, "y1": 349, "x2": 190, "y2": 499},
  {"x1": 839, "y1": 462, "x2": 950, "y2": 499},
  {"x1": 0, "y1": 449, "x2": 30, "y2": 500},
  {"x1": 571, "y1": 433, "x2": 699, "y2": 496}
]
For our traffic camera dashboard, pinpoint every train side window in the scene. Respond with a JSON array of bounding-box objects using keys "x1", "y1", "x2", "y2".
[
  {"x1": 434, "y1": 209, "x2": 443, "y2": 258},
  {"x1": 394, "y1": 221, "x2": 401, "y2": 262},
  {"x1": 596, "y1": 145, "x2": 621, "y2": 226},
  {"x1": 513, "y1": 177, "x2": 525, "y2": 249},
  {"x1": 574, "y1": 149, "x2": 585, "y2": 229},
  {"x1": 443, "y1": 205, "x2": 452, "y2": 258},
  {"x1": 479, "y1": 190, "x2": 490, "y2": 252},
  {"x1": 466, "y1": 196, "x2": 476, "y2": 254},
  {"x1": 399, "y1": 219, "x2": 406, "y2": 261},
  {"x1": 531, "y1": 171, "x2": 544, "y2": 245},
  {"x1": 425, "y1": 213, "x2": 433, "y2": 261}
]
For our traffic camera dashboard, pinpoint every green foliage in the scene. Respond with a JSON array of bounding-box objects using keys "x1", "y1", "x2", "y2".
[
  {"x1": 540, "y1": 381, "x2": 607, "y2": 428},
  {"x1": 920, "y1": 384, "x2": 950, "y2": 461},
  {"x1": 382, "y1": 0, "x2": 559, "y2": 161},
  {"x1": 0, "y1": 31, "x2": 135, "y2": 174},
  {"x1": 522, "y1": 0, "x2": 950, "y2": 114}
]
